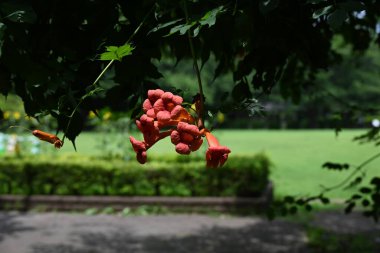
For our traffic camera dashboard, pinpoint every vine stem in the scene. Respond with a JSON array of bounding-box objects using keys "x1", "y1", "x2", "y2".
[
  {"x1": 62, "y1": 6, "x2": 155, "y2": 143},
  {"x1": 183, "y1": 0, "x2": 205, "y2": 129},
  {"x1": 320, "y1": 151, "x2": 380, "y2": 194},
  {"x1": 297, "y1": 150, "x2": 380, "y2": 205}
]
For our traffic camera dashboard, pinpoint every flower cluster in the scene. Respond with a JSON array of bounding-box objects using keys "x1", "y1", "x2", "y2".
[
  {"x1": 171, "y1": 122, "x2": 203, "y2": 155},
  {"x1": 130, "y1": 89, "x2": 231, "y2": 168}
]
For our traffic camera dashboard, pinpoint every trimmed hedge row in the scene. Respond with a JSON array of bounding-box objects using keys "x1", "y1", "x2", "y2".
[{"x1": 0, "y1": 154, "x2": 271, "y2": 197}]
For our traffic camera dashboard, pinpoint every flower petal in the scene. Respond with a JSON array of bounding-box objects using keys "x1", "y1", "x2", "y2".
[
  {"x1": 177, "y1": 121, "x2": 200, "y2": 136},
  {"x1": 161, "y1": 92, "x2": 173, "y2": 102},
  {"x1": 175, "y1": 143, "x2": 191, "y2": 155},
  {"x1": 205, "y1": 146, "x2": 231, "y2": 168},
  {"x1": 146, "y1": 109, "x2": 156, "y2": 118},
  {"x1": 142, "y1": 99, "x2": 152, "y2": 112},
  {"x1": 129, "y1": 136, "x2": 146, "y2": 152},
  {"x1": 190, "y1": 138, "x2": 203, "y2": 151},
  {"x1": 148, "y1": 89, "x2": 164, "y2": 102},
  {"x1": 129, "y1": 136, "x2": 148, "y2": 164},
  {"x1": 157, "y1": 110, "x2": 171, "y2": 123},
  {"x1": 153, "y1": 99, "x2": 165, "y2": 113},
  {"x1": 137, "y1": 151, "x2": 147, "y2": 164},
  {"x1": 170, "y1": 130, "x2": 181, "y2": 144},
  {"x1": 180, "y1": 132, "x2": 194, "y2": 144},
  {"x1": 172, "y1": 95, "x2": 183, "y2": 105}
]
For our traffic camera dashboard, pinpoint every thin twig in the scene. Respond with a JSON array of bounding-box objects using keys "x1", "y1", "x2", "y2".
[
  {"x1": 183, "y1": 0, "x2": 205, "y2": 129},
  {"x1": 320, "y1": 151, "x2": 380, "y2": 194},
  {"x1": 62, "y1": 6, "x2": 155, "y2": 143}
]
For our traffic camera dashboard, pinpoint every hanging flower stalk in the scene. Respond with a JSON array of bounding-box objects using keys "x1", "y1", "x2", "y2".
[
  {"x1": 129, "y1": 89, "x2": 231, "y2": 167},
  {"x1": 130, "y1": 1, "x2": 230, "y2": 167}
]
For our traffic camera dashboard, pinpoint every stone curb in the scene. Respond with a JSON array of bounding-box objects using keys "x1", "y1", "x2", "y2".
[{"x1": 0, "y1": 182, "x2": 273, "y2": 211}]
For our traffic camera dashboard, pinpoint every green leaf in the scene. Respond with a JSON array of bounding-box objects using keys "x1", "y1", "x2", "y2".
[
  {"x1": 179, "y1": 24, "x2": 195, "y2": 35},
  {"x1": 117, "y1": 44, "x2": 135, "y2": 57},
  {"x1": 148, "y1": 18, "x2": 184, "y2": 34},
  {"x1": 199, "y1": 5, "x2": 224, "y2": 28},
  {"x1": 99, "y1": 44, "x2": 134, "y2": 61},
  {"x1": 193, "y1": 26, "x2": 201, "y2": 37},
  {"x1": 99, "y1": 52, "x2": 116, "y2": 61},
  {"x1": 106, "y1": 46, "x2": 119, "y2": 52},
  {"x1": 313, "y1": 5, "x2": 333, "y2": 19},
  {"x1": 348, "y1": 194, "x2": 362, "y2": 201},
  {"x1": 163, "y1": 6, "x2": 224, "y2": 37},
  {"x1": 0, "y1": 2, "x2": 37, "y2": 23},
  {"x1": 370, "y1": 177, "x2": 380, "y2": 187},
  {"x1": 360, "y1": 187, "x2": 372, "y2": 194},
  {"x1": 164, "y1": 23, "x2": 196, "y2": 37},
  {"x1": 327, "y1": 9, "x2": 348, "y2": 30},
  {"x1": 320, "y1": 197, "x2": 330, "y2": 204},
  {"x1": 362, "y1": 199, "x2": 370, "y2": 207},
  {"x1": 304, "y1": 204, "x2": 312, "y2": 212},
  {"x1": 284, "y1": 196, "x2": 295, "y2": 203},
  {"x1": 58, "y1": 111, "x2": 84, "y2": 151},
  {"x1": 164, "y1": 24, "x2": 184, "y2": 37},
  {"x1": 322, "y1": 162, "x2": 350, "y2": 170}
]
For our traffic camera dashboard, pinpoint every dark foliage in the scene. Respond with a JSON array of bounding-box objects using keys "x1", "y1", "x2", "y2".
[{"x1": 0, "y1": 0, "x2": 378, "y2": 142}]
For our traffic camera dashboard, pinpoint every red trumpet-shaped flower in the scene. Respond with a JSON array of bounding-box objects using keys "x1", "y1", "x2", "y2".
[
  {"x1": 135, "y1": 114, "x2": 160, "y2": 145},
  {"x1": 170, "y1": 122, "x2": 203, "y2": 155},
  {"x1": 205, "y1": 131, "x2": 231, "y2": 168},
  {"x1": 129, "y1": 136, "x2": 147, "y2": 164},
  {"x1": 130, "y1": 130, "x2": 172, "y2": 164}
]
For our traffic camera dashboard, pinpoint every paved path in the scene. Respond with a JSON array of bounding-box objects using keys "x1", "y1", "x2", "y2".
[{"x1": 0, "y1": 211, "x2": 379, "y2": 253}]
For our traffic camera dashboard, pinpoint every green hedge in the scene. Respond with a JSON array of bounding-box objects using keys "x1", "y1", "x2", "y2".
[{"x1": 0, "y1": 154, "x2": 271, "y2": 197}]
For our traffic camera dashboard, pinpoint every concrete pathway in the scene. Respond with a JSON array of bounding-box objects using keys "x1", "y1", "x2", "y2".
[{"x1": 0, "y1": 211, "x2": 379, "y2": 253}]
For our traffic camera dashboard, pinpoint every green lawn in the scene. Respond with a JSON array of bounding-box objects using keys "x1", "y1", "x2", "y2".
[{"x1": 58, "y1": 129, "x2": 380, "y2": 199}]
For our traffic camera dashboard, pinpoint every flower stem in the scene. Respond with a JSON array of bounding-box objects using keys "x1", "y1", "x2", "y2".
[
  {"x1": 205, "y1": 130, "x2": 220, "y2": 147},
  {"x1": 146, "y1": 129, "x2": 173, "y2": 149},
  {"x1": 183, "y1": 0, "x2": 205, "y2": 129}
]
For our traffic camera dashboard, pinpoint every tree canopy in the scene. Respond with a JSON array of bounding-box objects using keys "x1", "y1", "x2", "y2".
[
  {"x1": 0, "y1": 0, "x2": 380, "y2": 221},
  {"x1": 0, "y1": 0, "x2": 379, "y2": 143}
]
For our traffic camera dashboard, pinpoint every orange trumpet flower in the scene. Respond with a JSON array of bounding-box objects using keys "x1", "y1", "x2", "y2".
[{"x1": 205, "y1": 131, "x2": 231, "y2": 168}]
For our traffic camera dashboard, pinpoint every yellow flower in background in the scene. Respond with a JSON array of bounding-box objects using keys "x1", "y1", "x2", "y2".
[
  {"x1": 13, "y1": 112, "x2": 21, "y2": 120},
  {"x1": 88, "y1": 111, "x2": 97, "y2": 119},
  {"x1": 3, "y1": 111, "x2": 10, "y2": 119},
  {"x1": 217, "y1": 111, "x2": 225, "y2": 124},
  {"x1": 103, "y1": 111, "x2": 112, "y2": 120}
]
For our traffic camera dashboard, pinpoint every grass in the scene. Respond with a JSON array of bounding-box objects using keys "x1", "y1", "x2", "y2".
[{"x1": 48, "y1": 129, "x2": 380, "y2": 199}]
